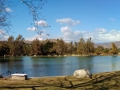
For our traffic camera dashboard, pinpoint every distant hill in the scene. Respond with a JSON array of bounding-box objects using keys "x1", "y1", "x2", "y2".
[
  {"x1": 24, "y1": 39, "x2": 57, "y2": 44},
  {"x1": 95, "y1": 41, "x2": 120, "y2": 48},
  {"x1": 24, "y1": 40, "x2": 32, "y2": 44}
]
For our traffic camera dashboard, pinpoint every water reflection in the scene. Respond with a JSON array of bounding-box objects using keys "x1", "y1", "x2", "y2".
[
  {"x1": 0, "y1": 56, "x2": 120, "y2": 77},
  {"x1": 0, "y1": 56, "x2": 24, "y2": 76}
]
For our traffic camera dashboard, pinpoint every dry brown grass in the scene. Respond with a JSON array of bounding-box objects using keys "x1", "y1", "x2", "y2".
[{"x1": 1, "y1": 71, "x2": 120, "y2": 90}]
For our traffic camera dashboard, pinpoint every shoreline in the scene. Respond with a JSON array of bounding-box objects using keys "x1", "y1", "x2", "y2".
[
  {"x1": 1, "y1": 54, "x2": 120, "y2": 57},
  {"x1": 1, "y1": 52, "x2": 120, "y2": 57},
  {"x1": 29, "y1": 70, "x2": 119, "y2": 79}
]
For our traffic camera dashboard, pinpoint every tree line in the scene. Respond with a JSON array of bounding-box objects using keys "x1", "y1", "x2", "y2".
[{"x1": 0, "y1": 35, "x2": 119, "y2": 56}]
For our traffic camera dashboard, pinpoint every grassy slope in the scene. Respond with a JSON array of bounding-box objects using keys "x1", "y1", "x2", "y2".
[{"x1": 0, "y1": 71, "x2": 120, "y2": 90}]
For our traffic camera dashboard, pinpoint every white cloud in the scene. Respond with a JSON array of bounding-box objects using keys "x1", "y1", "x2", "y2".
[
  {"x1": 60, "y1": 27, "x2": 120, "y2": 43},
  {"x1": 26, "y1": 28, "x2": 120, "y2": 43},
  {"x1": 61, "y1": 26, "x2": 82, "y2": 41},
  {"x1": 110, "y1": 18, "x2": 115, "y2": 21},
  {"x1": 5, "y1": 8, "x2": 13, "y2": 12},
  {"x1": 74, "y1": 30, "x2": 81, "y2": 36},
  {"x1": 110, "y1": 30, "x2": 120, "y2": 35},
  {"x1": 95, "y1": 28, "x2": 107, "y2": 34},
  {"x1": 35, "y1": 20, "x2": 48, "y2": 27},
  {"x1": 56, "y1": 18, "x2": 80, "y2": 26},
  {"x1": 61, "y1": 26, "x2": 71, "y2": 33},
  {"x1": 92, "y1": 32, "x2": 120, "y2": 43},
  {"x1": 27, "y1": 27, "x2": 37, "y2": 31}
]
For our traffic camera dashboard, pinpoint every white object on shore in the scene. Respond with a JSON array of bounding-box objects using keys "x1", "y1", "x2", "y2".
[
  {"x1": 73, "y1": 69, "x2": 92, "y2": 78},
  {"x1": 34, "y1": 55, "x2": 36, "y2": 57},
  {"x1": 11, "y1": 73, "x2": 27, "y2": 80}
]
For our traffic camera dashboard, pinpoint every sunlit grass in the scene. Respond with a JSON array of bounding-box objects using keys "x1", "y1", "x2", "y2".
[{"x1": 0, "y1": 71, "x2": 120, "y2": 89}]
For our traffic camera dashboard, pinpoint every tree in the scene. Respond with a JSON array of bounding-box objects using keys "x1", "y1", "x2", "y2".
[
  {"x1": 41, "y1": 41, "x2": 53, "y2": 55},
  {"x1": 73, "y1": 42, "x2": 77, "y2": 54},
  {"x1": 0, "y1": 0, "x2": 49, "y2": 38},
  {"x1": 14, "y1": 35, "x2": 24, "y2": 55},
  {"x1": 67, "y1": 41, "x2": 74, "y2": 55},
  {"x1": 22, "y1": 43, "x2": 30, "y2": 55},
  {"x1": 0, "y1": 0, "x2": 11, "y2": 29},
  {"x1": 50, "y1": 39, "x2": 65, "y2": 55},
  {"x1": 0, "y1": 42, "x2": 9, "y2": 56},
  {"x1": 30, "y1": 38, "x2": 42, "y2": 55},
  {"x1": 7, "y1": 36, "x2": 14, "y2": 55},
  {"x1": 109, "y1": 43, "x2": 118, "y2": 55},
  {"x1": 77, "y1": 38, "x2": 85, "y2": 55},
  {"x1": 103, "y1": 48, "x2": 109, "y2": 55},
  {"x1": 63, "y1": 43, "x2": 68, "y2": 54},
  {"x1": 95, "y1": 46, "x2": 104, "y2": 55},
  {"x1": 0, "y1": 0, "x2": 12, "y2": 40},
  {"x1": 21, "y1": 0, "x2": 50, "y2": 37},
  {"x1": 84, "y1": 38, "x2": 94, "y2": 55}
]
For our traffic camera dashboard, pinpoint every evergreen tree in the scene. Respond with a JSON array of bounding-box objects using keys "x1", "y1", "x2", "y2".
[
  {"x1": 42, "y1": 41, "x2": 53, "y2": 55},
  {"x1": 0, "y1": 42, "x2": 9, "y2": 56}
]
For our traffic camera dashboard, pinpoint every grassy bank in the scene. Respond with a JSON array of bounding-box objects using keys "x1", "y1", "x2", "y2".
[{"x1": 0, "y1": 71, "x2": 120, "y2": 90}]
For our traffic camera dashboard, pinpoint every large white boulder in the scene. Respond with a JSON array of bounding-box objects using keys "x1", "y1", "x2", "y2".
[{"x1": 73, "y1": 69, "x2": 92, "y2": 78}]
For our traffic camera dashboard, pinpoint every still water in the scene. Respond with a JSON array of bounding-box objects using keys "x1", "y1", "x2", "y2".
[{"x1": 0, "y1": 56, "x2": 120, "y2": 77}]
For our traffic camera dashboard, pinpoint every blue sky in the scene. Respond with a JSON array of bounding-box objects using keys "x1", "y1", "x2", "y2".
[{"x1": 3, "y1": 0, "x2": 120, "y2": 43}]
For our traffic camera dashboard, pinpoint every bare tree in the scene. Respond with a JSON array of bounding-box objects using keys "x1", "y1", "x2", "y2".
[
  {"x1": 0, "y1": 0, "x2": 12, "y2": 39},
  {"x1": 0, "y1": 0, "x2": 49, "y2": 40},
  {"x1": 21, "y1": 0, "x2": 50, "y2": 37}
]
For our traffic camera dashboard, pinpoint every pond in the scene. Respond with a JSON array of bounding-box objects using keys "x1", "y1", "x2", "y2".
[{"x1": 0, "y1": 56, "x2": 120, "y2": 77}]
